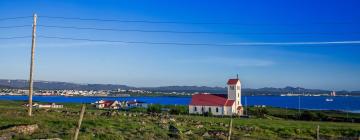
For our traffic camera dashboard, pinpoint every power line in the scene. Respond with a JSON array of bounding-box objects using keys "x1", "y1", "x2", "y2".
[
  {"x1": 37, "y1": 24, "x2": 360, "y2": 35},
  {"x1": 0, "y1": 25, "x2": 32, "y2": 29},
  {"x1": 39, "y1": 15, "x2": 359, "y2": 26},
  {"x1": 38, "y1": 35, "x2": 360, "y2": 46},
  {"x1": 0, "y1": 36, "x2": 32, "y2": 40},
  {"x1": 0, "y1": 16, "x2": 32, "y2": 21}
]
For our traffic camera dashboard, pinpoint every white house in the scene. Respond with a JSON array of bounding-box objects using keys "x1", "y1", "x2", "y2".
[
  {"x1": 33, "y1": 103, "x2": 63, "y2": 109},
  {"x1": 189, "y1": 77, "x2": 243, "y2": 116},
  {"x1": 126, "y1": 100, "x2": 148, "y2": 108}
]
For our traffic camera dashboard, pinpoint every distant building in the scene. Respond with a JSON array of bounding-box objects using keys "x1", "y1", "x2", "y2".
[
  {"x1": 25, "y1": 103, "x2": 64, "y2": 109},
  {"x1": 94, "y1": 99, "x2": 148, "y2": 109},
  {"x1": 95, "y1": 100, "x2": 121, "y2": 109},
  {"x1": 330, "y1": 91, "x2": 336, "y2": 96},
  {"x1": 189, "y1": 77, "x2": 243, "y2": 116},
  {"x1": 126, "y1": 100, "x2": 148, "y2": 108}
]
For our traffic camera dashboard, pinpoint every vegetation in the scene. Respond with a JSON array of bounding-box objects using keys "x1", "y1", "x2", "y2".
[{"x1": 0, "y1": 100, "x2": 359, "y2": 140}]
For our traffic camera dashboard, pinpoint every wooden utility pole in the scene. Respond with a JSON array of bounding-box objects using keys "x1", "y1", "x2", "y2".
[
  {"x1": 74, "y1": 104, "x2": 86, "y2": 140},
  {"x1": 316, "y1": 125, "x2": 320, "y2": 140},
  {"x1": 28, "y1": 13, "x2": 37, "y2": 117},
  {"x1": 228, "y1": 118, "x2": 233, "y2": 140}
]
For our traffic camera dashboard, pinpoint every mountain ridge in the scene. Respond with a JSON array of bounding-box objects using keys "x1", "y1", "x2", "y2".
[{"x1": 0, "y1": 79, "x2": 359, "y2": 96}]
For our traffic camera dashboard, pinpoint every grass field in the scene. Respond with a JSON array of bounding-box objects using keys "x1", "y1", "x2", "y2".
[{"x1": 0, "y1": 100, "x2": 359, "y2": 140}]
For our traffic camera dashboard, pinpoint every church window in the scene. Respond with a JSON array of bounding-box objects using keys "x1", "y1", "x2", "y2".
[
  {"x1": 230, "y1": 86, "x2": 234, "y2": 90},
  {"x1": 209, "y1": 108, "x2": 212, "y2": 113},
  {"x1": 194, "y1": 107, "x2": 197, "y2": 111},
  {"x1": 216, "y1": 108, "x2": 219, "y2": 112}
]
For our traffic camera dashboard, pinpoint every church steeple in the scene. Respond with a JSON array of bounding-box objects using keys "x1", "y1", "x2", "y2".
[{"x1": 227, "y1": 76, "x2": 242, "y2": 110}]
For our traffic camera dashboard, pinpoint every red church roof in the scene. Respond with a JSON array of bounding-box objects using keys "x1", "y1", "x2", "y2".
[
  {"x1": 227, "y1": 79, "x2": 239, "y2": 85},
  {"x1": 189, "y1": 94, "x2": 234, "y2": 106}
]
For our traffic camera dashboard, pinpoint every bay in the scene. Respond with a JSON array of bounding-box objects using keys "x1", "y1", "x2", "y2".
[{"x1": 0, "y1": 95, "x2": 359, "y2": 113}]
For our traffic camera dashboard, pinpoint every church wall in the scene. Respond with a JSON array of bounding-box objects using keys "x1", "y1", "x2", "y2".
[{"x1": 189, "y1": 105, "x2": 227, "y2": 116}]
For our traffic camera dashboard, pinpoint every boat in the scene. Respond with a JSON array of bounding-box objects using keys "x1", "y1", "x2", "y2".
[{"x1": 325, "y1": 98, "x2": 334, "y2": 102}]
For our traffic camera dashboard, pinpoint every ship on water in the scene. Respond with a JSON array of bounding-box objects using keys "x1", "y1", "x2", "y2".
[{"x1": 326, "y1": 91, "x2": 336, "y2": 102}]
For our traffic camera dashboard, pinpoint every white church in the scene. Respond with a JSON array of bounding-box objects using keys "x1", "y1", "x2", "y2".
[{"x1": 189, "y1": 77, "x2": 243, "y2": 116}]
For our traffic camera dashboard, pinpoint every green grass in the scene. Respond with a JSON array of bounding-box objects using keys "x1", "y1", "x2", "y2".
[{"x1": 0, "y1": 100, "x2": 359, "y2": 140}]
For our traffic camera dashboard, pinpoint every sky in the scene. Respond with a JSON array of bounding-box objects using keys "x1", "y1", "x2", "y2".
[{"x1": 0, "y1": 0, "x2": 360, "y2": 90}]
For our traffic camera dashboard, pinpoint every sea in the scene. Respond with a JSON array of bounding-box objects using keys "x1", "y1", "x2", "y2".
[{"x1": 0, "y1": 95, "x2": 359, "y2": 113}]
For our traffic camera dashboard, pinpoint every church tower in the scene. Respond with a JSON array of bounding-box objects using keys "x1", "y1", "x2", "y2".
[{"x1": 227, "y1": 75, "x2": 242, "y2": 114}]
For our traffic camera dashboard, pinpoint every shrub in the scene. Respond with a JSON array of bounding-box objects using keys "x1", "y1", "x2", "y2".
[
  {"x1": 316, "y1": 112, "x2": 328, "y2": 121},
  {"x1": 300, "y1": 111, "x2": 317, "y2": 121},
  {"x1": 147, "y1": 104, "x2": 162, "y2": 113},
  {"x1": 129, "y1": 107, "x2": 147, "y2": 113},
  {"x1": 250, "y1": 107, "x2": 269, "y2": 118},
  {"x1": 169, "y1": 106, "x2": 188, "y2": 115},
  {"x1": 203, "y1": 111, "x2": 213, "y2": 116}
]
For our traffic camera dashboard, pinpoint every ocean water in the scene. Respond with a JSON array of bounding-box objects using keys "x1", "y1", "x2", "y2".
[{"x1": 0, "y1": 95, "x2": 359, "y2": 112}]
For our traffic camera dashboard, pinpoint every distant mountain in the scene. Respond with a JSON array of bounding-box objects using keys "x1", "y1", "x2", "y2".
[
  {"x1": 0, "y1": 79, "x2": 359, "y2": 96},
  {"x1": 141, "y1": 86, "x2": 226, "y2": 93},
  {"x1": 0, "y1": 79, "x2": 132, "y2": 90},
  {"x1": 242, "y1": 86, "x2": 332, "y2": 96}
]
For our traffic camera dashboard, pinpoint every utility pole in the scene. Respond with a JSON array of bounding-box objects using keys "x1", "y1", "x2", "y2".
[
  {"x1": 228, "y1": 118, "x2": 233, "y2": 140},
  {"x1": 316, "y1": 125, "x2": 320, "y2": 140},
  {"x1": 298, "y1": 95, "x2": 301, "y2": 119},
  {"x1": 74, "y1": 104, "x2": 86, "y2": 140},
  {"x1": 28, "y1": 13, "x2": 37, "y2": 117},
  {"x1": 245, "y1": 96, "x2": 248, "y2": 116}
]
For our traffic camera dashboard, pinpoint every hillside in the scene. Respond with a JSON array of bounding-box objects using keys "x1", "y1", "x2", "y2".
[{"x1": 1, "y1": 79, "x2": 359, "y2": 96}]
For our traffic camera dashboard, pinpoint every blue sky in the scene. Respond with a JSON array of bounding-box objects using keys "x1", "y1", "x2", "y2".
[{"x1": 0, "y1": 0, "x2": 360, "y2": 90}]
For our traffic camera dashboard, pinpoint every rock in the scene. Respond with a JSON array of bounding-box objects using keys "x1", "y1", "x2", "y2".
[
  {"x1": 8, "y1": 124, "x2": 38, "y2": 135},
  {"x1": 168, "y1": 125, "x2": 180, "y2": 135},
  {"x1": 169, "y1": 118, "x2": 176, "y2": 122},
  {"x1": 195, "y1": 124, "x2": 203, "y2": 128},
  {"x1": 160, "y1": 119, "x2": 168, "y2": 124},
  {"x1": 244, "y1": 133, "x2": 251, "y2": 137},
  {"x1": 35, "y1": 138, "x2": 62, "y2": 140},
  {"x1": 0, "y1": 124, "x2": 39, "y2": 139},
  {"x1": 110, "y1": 111, "x2": 116, "y2": 116},
  {"x1": 184, "y1": 130, "x2": 193, "y2": 135},
  {"x1": 202, "y1": 132, "x2": 210, "y2": 137}
]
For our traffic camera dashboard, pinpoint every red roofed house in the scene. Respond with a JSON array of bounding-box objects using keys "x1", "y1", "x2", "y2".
[
  {"x1": 95, "y1": 100, "x2": 120, "y2": 109},
  {"x1": 189, "y1": 77, "x2": 243, "y2": 116}
]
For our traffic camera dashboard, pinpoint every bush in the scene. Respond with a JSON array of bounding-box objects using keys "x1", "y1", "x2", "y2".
[
  {"x1": 316, "y1": 112, "x2": 328, "y2": 121},
  {"x1": 168, "y1": 105, "x2": 188, "y2": 115},
  {"x1": 250, "y1": 107, "x2": 269, "y2": 118},
  {"x1": 147, "y1": 104, "x2": 162, "y2": 113},
  {"x1": 300, "y1": 111, "x2": 317, "y2": 121},
  {"x1": 129, "y1": 107, "x2": 147, "y2": 113},
  {"x1": 203, "y1": 111, "x2": 213, "y2": 116}
]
